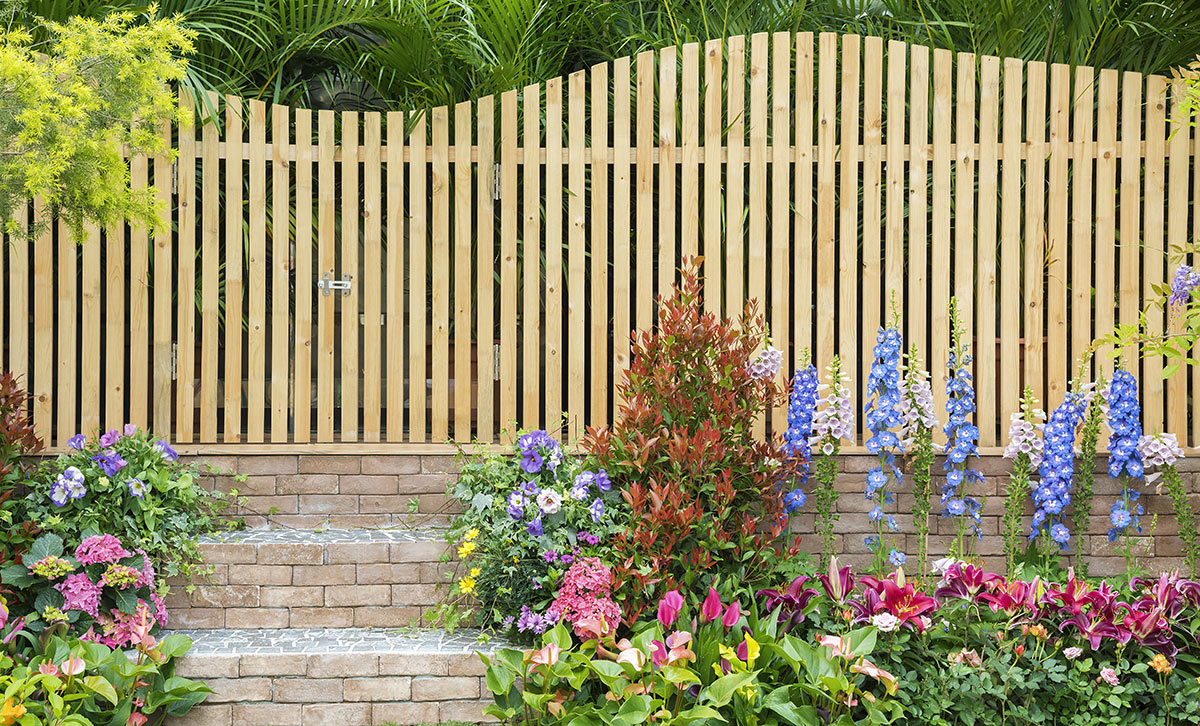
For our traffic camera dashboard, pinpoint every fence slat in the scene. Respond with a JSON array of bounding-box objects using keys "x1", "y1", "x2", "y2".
[
  {"x1": 568, "y1": 73, "x2": 587, "y2": 441},
  {"x1": 1118, "y1": 73, "x2": 1142, "y2": 391},
  {"x1": 363, "y1": 111, "x2": 383, "y2": 442},
  {"x1": 659, "y1": 46, "x2": 678, "y2": 298},
  {"x1": 432, "y1": 106, "x2": 451, "y2": 442},
  {"x1": 59, "y1": 218, "x2": 78, "y2": 444},
  {"x1": 1143, "y1": 75, "x2": 1167, "y2": 432},
  {"x1": 976, "y1": 56, "x2": 1000, "y2": 446},
  {"x1": 453, "y1": 102, "x2": 472, "y2": 441},
  {"x1": 930, "y1": 50, "x2": 951, "y2": 433},
  {"x1": 908, "y1": 45, "x2": 930, "y2": 361},
  {"x1": 342, "y1": 111, "x2": 361, "y2": 441},
  {"x1": 771, "y1": 31, "x2": 791, "y2": 434},
  {"x1": 954, "y1": 54, "x2": 976, "y2": 411},
  {"x1": 105, "y1": 219, "x2": 126, "y2": 431},
  {"x1": 522, "y1": 86, "x2": 542, "y2": 431},
  {"x1": 152, "y1": 129, "x2": 172, "y2": 438},
  {"x1": 545, "y1": 80, "x2": 564, "y2": 434},
  {"x1": 795, "y1": 32, "x2": 814, "y2": 368},
  {"x1": 9, "y1": 203, "x2": 28, "y2": 404},
  {"x1": 499, "y1": 94, "x2": 517, "y2": 443},
  {"x1": 1023, "y1": 63, "x2": 1047, "y2": 405},
  {"x1": 80, "y1": 224, "x2": 99, "y2": 436},
  {"x1": 815, "y1": 33, "x2": 836, "y2": 372},
  {"x1": 247, "y1": 100, "x2": 267, "y2": 441},
  {"x1": 838, "y1": 34, "x2": 860, "y2": 423},
  {"x1": 884, "y1": 41, "x2": 906, "y2": 314},
  {"x1": 200, "y1": 96, "x2": 220, "y2": 441},
  {"x1": 1071, "y1": 66, "x2": 1095, "y2": 390},
  {"x1": 636, "y1": 52, "x2": 655, "y2": 329},
  {"x1": 408, "y1": 112, "x2": 428, "y2": 442},
  {"x1": 385, "y1": 110, "x2": 405, "y2": 442},
  {"x1": 748, "y1": 34, "x2": 769, "y2": 391},
  {"x1": 476, "y1": 96, "x2": 496, "y2": 444},
  {"x1": 294, "y1": 109, "x2": 313, "y2": 443},
  {"x1": 225, "y1": 96, "x2": 244, "y2": 442},
  {"x1": 726, "y1": 37, "x2": 745, "y2": 318},
  {"x1": 591, "y1": 64, "x2": 611, "y2": 429},
  {"x1": 681, "y1": 44, "x2": 700, "y2": 261},
  {"x1": 1046, "y1": 64, "x2": 1070, "y2": 406},
  {"x1": 32, "y1": 201, "x2": 51, "y2": 442},
  {"x1": 1167, "y1": 81, "x2": 1190, "y2": 438},
  {"x1": 176, "y1": 93, "x2": 197, "y2": 443},
  {"x1": 272, "y1": 105, "x2": 292, "y2": 441},
  {"x1": 703, "y1": 40, "x2": 722, "y2": 315},
  {"x1": 613, "y1": 62, "x2": 632, "y2": 403},
  {"x1": 317, "y1": 109, "x2": 336, "y2": 441},
  {"x1": 861, "y1": 36, "x2": 883, "y2": 436},
  {"x1": 999, "y1": 59, "x2": 1023, "y2": 422},
  {"x1": 1094, "y1": 71, "x2": 1118, "y2": 382}
]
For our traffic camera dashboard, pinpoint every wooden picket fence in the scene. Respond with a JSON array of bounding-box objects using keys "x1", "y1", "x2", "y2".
[{"x1": 3, "y1": 32, "x2": 1197, "y2": 453}]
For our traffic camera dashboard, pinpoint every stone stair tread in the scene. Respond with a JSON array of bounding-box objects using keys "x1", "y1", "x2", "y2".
[
  {"x1": 168, "y1": 627, "x2": 508, "y2": 656},
  {"x1": 200, "y1": 527, "x2": 448, "y2": 545}
]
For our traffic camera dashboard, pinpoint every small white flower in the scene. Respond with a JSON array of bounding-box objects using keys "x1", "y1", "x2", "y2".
[
  {"x1": 930, "y1": 557, "x2": 958, "y2": 575},
  {"x1": 536, "y1": 489, "x2": 563, "y2": 515},
  {"x1": 872, "y1": 613, "x2": 901, "y2": 632}
]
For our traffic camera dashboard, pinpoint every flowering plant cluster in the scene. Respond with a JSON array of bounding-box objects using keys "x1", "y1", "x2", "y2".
[
  {"x1": 782, "y1": 359, "x2": 820, "y2": 511},
  {"x1": 21, "y1": 426, "x2": 234, "y2": 582},
  {"x1": 1002, "y1": 388, "x2": 1044, "y2": 575},
  {"x1": 435, "y1": 431, "x2": 623, "y2": 641},
  {"x1": 863, "y1": 323, "x2": 906, "y2": 572},
  {"x1": 0, "y1": 533, "x2": 166, "y2": 648},
  {"x1": 809, "y1": 356, "x2": 854, "y2": 567},
  {"x1": 1140, "y1": 433, "x2": 1199, "y2": 579},
  {"x1": 898, "y1": 346, "x2": 938, "y2": 577},
  {"x1": 1030, "y1": 391, "x2": 1088, "y2": 551},
  {"x1": 940, "y1": 299, "x2": 983, "y2": 552}
]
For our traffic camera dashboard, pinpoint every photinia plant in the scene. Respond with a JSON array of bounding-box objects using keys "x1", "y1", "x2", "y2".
[{"x1": 581, "y1": 261, "x2": 804, "y2": 623}]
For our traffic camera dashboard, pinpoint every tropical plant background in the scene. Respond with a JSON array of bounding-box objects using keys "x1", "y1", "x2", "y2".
[{"x1": 10, "y1": 0, "x2": 1200, "y2": 110}]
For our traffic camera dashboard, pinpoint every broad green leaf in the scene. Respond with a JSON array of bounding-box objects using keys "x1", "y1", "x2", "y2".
[
  {"x1": 80, "y1": 675, "x2": 118, "y2": 705},
  {"x1": 701, "y1": 671, "x2": 758, "y2": 708}
]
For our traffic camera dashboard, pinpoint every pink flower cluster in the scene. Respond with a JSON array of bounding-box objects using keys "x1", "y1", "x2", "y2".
[
  {"x1": 552, "y1": 557, "x2": 622, "y2": 639},
  {"x1": 56, "y1": 573, "x2": 102, "y2": 617},
  {"x1": 75, "y1": 534, "x2": 131, "y2": 565}
]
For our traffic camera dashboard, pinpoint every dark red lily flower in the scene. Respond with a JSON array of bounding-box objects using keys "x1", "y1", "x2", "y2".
[
  {"x1": 1059, "y1": 612, "x2": 1123, "y2": 650},
  {"x1": 977, "y1": 577, "x2": 1044, "y2": 617},
  {"x1": 757, "y1": 575, "x2": 819, "y2": 634},
  {"x1": 818, "y1": 557, "x2": 855, "y2": 603},
  {"x1": 852, "y1": 570, "x2": 937, "y2": 632},
  {"x1": 1048, "y1": 569, "x2": 1094, "y2": 616},
  {"x1": 934, "y1": 562, "x2": 1002, "y2": 602}
]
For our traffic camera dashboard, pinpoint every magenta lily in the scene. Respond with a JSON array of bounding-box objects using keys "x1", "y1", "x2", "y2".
[
  {"x1": 818, "y1": 556, "x2": 855, "y2": 603},
  {"x1": 657, "y1": 590, "x2": 685, "y2": 628},
  {"x1": 700, "y1": 587, "x2": 723, "y2": 622}
]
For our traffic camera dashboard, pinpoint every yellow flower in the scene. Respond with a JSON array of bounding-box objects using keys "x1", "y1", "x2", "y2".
[
  {"x1": 512, "y1": 555, "x2": 519, "y2": 563},
  {"x1": 465, "y1": 528, "x2": 480, "y2": 541},
  {"x1": 470, "y1": 567, "x2": 481, "y2": 578},
  {"x1": 457, "y1": 541, "x2": 477, "y2": 558},
  {"x1": 0, "y1": 698, "x2": 26, "y2": 726},
  {"x1": 1150, "y1": 653, "x2": 1173, "y2": 675},
  {"x1": 458, "y1": 576, "x2": 476, "y2": 595}
]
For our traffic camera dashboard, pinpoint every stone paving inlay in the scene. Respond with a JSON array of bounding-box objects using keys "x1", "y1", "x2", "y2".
[
  {"x1": 199, "y1": 528, "x2": 448, "y2": 545},
  {"x1": 167, "y1": 628, "x2": 510, "y2": 655}
]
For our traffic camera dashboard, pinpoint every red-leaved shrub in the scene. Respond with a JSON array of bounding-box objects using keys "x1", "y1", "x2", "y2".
[{"x1": 582, "y1": 262, "x2": 804, "y2": 623}]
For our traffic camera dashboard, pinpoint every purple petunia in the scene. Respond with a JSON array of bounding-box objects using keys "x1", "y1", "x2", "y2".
[
  {"x1": 127, "y1": 478, "x2": 150, "y2": 499},
  {"x1": 98, "y1": 429, "x2": 120, "y2": 448},
  {"x1": 155, "y1": 440, "x2": 178, "y2": 462},
  {"x1": 506, "y1": 491, "x2": 527, "y2": 520},
  {"x1": 67, "y1": 434, "x2": 86, "y2": 450},
  {"x1": 526, "y1": 517, "x2": 544, "y2": 537},
  {"x1": 589, "y1": 498, "x2": 604, "y2": 523},
  {"x1": 594, "y1": 469, "x2": 611, "y2": 492},
  {"x1": 91, "y1": 449, "x2": 127, "y2": 477}
]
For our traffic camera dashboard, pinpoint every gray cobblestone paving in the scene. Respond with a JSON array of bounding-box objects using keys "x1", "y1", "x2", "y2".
[
  {"x1": 199, "y1": 528, "x2": 447, "y2": 545},
  {"x1": 168, "y1": 627, "x2": 510, "y2": 654}
]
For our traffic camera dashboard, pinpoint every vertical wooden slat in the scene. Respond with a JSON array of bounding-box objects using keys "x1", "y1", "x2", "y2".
[
  {"x1": 272, "y1": 105, "x2": 292, "y2": 441},
  {"x1": 659, "y1": 46, "x2": 677, "y2": 297},
  {"x1": 152, "y1": 126, "x2": 172, "y2": 437},
  {"x1": 176, "y1": 92, "x2": 197, "y2": 443},
  {"x1": 1023, "y1": 62, "x2": 1047, "y2": 404},
  {"x1": 929, "y1": 50, "x2": 951, "y2": 431},
  {"x1": 884, "y1": 41, "x2": 906, "y2": 313},
  {"x1": 247, "y1": 100, "x2": 267, "y2": 441},
  {"x1": 999, "y1": 59, "x2": 1023, "y2": 424},
  {"x1": 80, "y1": 224, "x2": 99, "y2": 437},
  {"x1": 1071, "y1": 67, "x2": 1095, "y2": 386},
  {"x1": 748, "y1": 33, "x2": 768, "y2": 360},
  {"x1": 1167, "y1": 80, "x2": 1190, "y2": 438},
  {"x1": 363, "y1": 111, "x2": 383, "y2": 441},
  {"x1": 431, "y1": 106, "x2": 451, "y2": 441},
  {"x1": 499, "y1": 94, "x2": 518, "y2": 442},
  {"x1": 105, "y1": 220, "x2": 126, "y2": 430},
  {"x1": 976, "y1": 56, "x2": 1000, "y2": 446},
  {"x1": 385, "y1": 110, "x2": 405, "y2": 441},
  {"x1": 591, "y1": 64, "x2": 610, "y2": 429},
  {"x1": 32, "y1": 201, "x2": 52, "y2": 442},
  {"x1": 636, "y1": 51, "x2": 655, "y2": 330},
  {"x1": 408, "y1": 112, "x2": 428, "y2": 442},
  {"x1": 224, "y1": 96, "x2": 244, "y2": 442},
  {"x1": 815, "y1": 32, "x2": 836, "y2": 372},
  {"x1": 703, "y1": 40, "x2": 722, "y2": 314},
  {"x1": 837, "y1": 34, "x2": 859, "y2": 420},
  {"x1": 522, "y1": 86, "x2": 542, "y2": 431},
  {"x1": 568, "y1": 72, "x2": 587, "y2": 440},
  {"x1": 771, "y1": 31, "x2": 791, "y2": 434},
  {"x1": 861, "y1": 36, "x2": 883, "y2": 434},
  {"x1": 453, "y1": 102, "x2": 472, "y2": 441},
  {"x1": 1046, "y1": 64, "x2": 1070, "y2": 406},
  {"x1": 726, "y1": 36, "x2": 745, "y2": 317},
  {"x1": 317, "y1": 109, "x2": 336, "y2": 441},
  {"x1": 545, "y1": 79, "x2": 564, "y2": 434},
  {"x1": 954, "y1": 54, "x2": 976, "y2": 415},
  {"x1": 613, "y1": 62, "x2": 633, "y2": 402},
  {"x1": 1094, "y1": 71, "x2": 1118, "y2": 382},
  {"x1": 681, "y1": 45, "x2": 700, "y2": 261},
  {"x1": 908, "y1": 45, "x2": 930, "y2": 359},
  {"x1": 294, "y1": 109, "x2": 313, "y2": 443},
  {"x1": 9, "y1": 204, "x2": 28, "y2": 402},
  {"x1": 342, "y1": 111, "x2": 361, "y2": 441},
  {"x1": 476, "y1": 96, "x2": 496, "y2": 443},
  {"x1": 1143, "y1": 75, "x2": 1166, "y2": 432},
  {"x1": 794, "y1": 32, "x2": 815, "y2": 367},
  {"x1": 199, "y1": 95, "x2": 220, "y2": 441},
  {"x1": 1118, "y1": 73, "x2": 1142, "y2": 389}
]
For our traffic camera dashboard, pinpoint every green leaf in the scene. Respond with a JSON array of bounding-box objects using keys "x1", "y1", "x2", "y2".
[
  {"x1": 80, "y1": 675, "x2": 118, "y2": 705},
  {"x1": 113, "y1": 588, "x2": 138, "y2": 615},
  {"x1": 0, "y1": 565, "x2": 37, "y2": 588},
  {"x1": 675, "y1": 705, "x2": 727, "y2": 725},
  {"x1": 659, "y1": 665, "x2": 701, "y2": 685},
  {"x1": 26, "y1": 533, "x2": 64, "y2": 563},
  {"x1": 701, "y1": 671, "x2": 758, "y2": 708}
]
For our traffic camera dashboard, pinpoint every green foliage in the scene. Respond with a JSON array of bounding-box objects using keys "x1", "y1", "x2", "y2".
[
  {"x1": 19, "y1": 427, "x2": 236, "y2": 583},
  {"x1": 1161, "y1": 464, "x2": 1200, "y2": 579},
  {"x1": 0, "y1": 7, "x2": 193, "y2": 239},
  {"x1": 903, "y1": 346, "x2": 935, "y2": 579},
  {"x1": 1073, "y1": 377, "x2": 1104, "y2": 577},
  {"x1": 0, "y1": 372, "x2": 43, "y2": 576},
  {"x1": 812, "y1": 357, "x2": 845, "y2": 569},
  {"x1": 0, "y1": 632, "x2": 210, "y2": 724}
]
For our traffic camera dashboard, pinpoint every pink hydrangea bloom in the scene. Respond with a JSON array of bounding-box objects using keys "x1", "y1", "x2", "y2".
[
  {"x1": 150, "y1": 592, "x2": 168, "y2": 627},
  {"x1": 98, "y1": 600, "x2": 157, "y2": 649},
  {"x1": 552, "y1": 557, "x2": 622, "y2": 638},
  {"x1": 135, "y1": 551, "x2": 156, "y2": 589},
  {"x1": 56, "y1": 573, "x2": 102, "y2": 617},
  {"x1": 75, "y1": 535, "x2": 131, "y2": 566}
]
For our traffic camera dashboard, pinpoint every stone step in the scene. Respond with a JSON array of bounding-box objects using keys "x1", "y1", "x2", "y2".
[
  {"x1": 167, "y1": 628, "x2": 504, "y2": 726},
  {"x1": 167, "y1": 529, "x2": 456, "y2": 630}
]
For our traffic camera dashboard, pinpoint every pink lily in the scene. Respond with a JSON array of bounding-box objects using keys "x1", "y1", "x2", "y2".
[
  {"x1": 651, "y1": 631, "x2": 695, "y2": 666},
  {"x1": 721, "y1": 601, "x2": 742, "y2": 628},
  {"x1": 851, "y1": 658, "x2": 898, "y2": 695},
  {"x1": 818, "y1": 556, "x2": 855, "y2": 603},
  {"x1": 525, "y1": 643, "x2": 562, "y2": 668},
  {"x1": 60, "y1": 655, "x2": 85, "y2": 676},
  {"x1": 38, "y1": 663, "x2": 59, "y2": 676},
  {"x1": 657, "y1": 590, "x2": 685, "y2": 628},
  {"x1": 816, "y1": 634, "x2": 851, "y2": 659},
  {"x1": 701, "y1": 588, "x2": 723, "y2": 622}
]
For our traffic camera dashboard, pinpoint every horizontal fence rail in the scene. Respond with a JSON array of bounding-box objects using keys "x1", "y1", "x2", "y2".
[{"x1": 2, "y1": 32, "x2": 1197, "y2": 452}]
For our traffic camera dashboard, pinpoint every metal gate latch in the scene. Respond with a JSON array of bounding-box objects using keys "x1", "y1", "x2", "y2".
[{"x1": 318, "y1": 272, "x2": 353, "y2": 296}]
